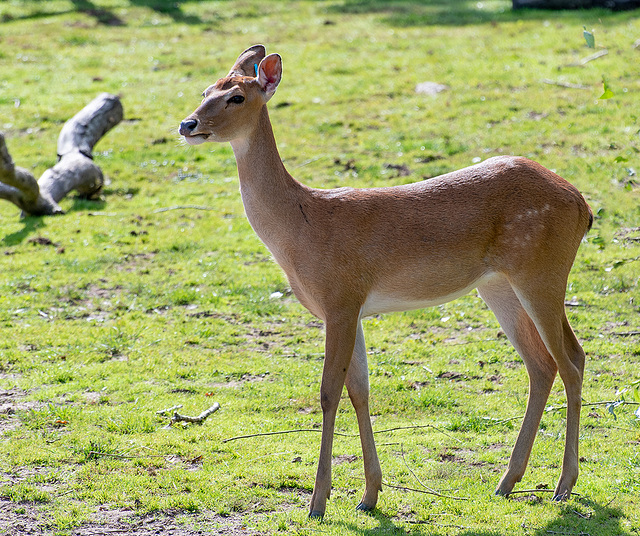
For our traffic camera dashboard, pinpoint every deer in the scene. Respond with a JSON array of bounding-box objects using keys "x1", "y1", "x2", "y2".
[{"x1": 179, "y1": 45, "x2": 592, "y2": 518}]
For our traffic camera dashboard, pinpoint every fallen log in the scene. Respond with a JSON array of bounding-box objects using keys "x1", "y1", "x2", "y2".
[{"x1": 0, "y1": 93, "x2": 123, "y2": 216}]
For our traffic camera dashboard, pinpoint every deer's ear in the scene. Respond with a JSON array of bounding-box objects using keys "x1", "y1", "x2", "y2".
[
  {"x1": 228, "y1": 44, "x2": 266, "y2": 77},
  {"x1": 257, "y1": 54, "x2": 282, "y2": 102}
]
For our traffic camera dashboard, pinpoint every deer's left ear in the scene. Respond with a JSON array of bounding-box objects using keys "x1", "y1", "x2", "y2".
[
  {"x1": 256, "y1": 54, "x2": 282, "y2": 102},
  {"x1": 228, "y1": 44, "x2": 266, "y2": 77}
]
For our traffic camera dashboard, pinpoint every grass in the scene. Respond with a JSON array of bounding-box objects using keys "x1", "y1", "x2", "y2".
[{"x1": 0, "y1": 0, "x2": 639, "y2": 535}]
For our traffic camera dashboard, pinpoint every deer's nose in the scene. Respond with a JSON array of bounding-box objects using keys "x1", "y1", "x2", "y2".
[{"x1": 179, "y1": 119, "x2": 198, "y2": 135}]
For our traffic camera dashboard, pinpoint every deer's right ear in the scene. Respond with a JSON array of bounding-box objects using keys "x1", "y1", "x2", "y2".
[{"x1": 256, "y1": 54, "x2": 282, "y2": 102}]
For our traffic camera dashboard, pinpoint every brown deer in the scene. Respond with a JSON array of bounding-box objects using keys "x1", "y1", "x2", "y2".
[{"x1": 179, "y1": 45, "x2": 592, "y2": 518}]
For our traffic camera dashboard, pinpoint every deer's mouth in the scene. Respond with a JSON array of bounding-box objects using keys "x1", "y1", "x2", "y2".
[{"x1": 183, "y1": 133, "x2": 210, "y2": 145}]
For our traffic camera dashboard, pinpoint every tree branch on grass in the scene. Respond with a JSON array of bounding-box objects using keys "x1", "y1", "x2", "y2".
[
  {"x1": 163, "y1": 402, "x2": 220, "y2": 428},
  {"x1": 0, "y1": 93, "x2": 123, "y2": 216}
]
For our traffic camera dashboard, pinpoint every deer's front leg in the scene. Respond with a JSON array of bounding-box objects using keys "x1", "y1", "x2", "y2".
[{"x1": 309, "y1": 314, "x2": 359, "y2": 519}]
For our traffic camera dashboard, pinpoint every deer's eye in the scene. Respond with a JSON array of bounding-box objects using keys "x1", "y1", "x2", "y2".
[{"x1": 228, "y1": 95, "x2": 245, "y2": 104}]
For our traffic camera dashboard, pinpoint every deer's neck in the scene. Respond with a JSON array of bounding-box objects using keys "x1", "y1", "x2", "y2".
[{"x1": 230, "y1": 106, "x2": 308, "y2": 256}]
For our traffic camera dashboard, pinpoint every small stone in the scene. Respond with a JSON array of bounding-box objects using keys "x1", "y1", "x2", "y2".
[{"x1": 415, "y1": 82, "x2": 449, "y2": 96}]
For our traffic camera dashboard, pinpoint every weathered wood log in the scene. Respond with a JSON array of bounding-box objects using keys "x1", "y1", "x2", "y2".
[
  {"x1": 513, "y1": 0, "x2": 640, "y2": 9},
  {"x1": 0, "y1": 93, "x2": 123, "y2": 216}
]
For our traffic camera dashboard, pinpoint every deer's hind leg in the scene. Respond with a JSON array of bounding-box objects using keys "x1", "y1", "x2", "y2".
[
  {"x1": 510, "y1": 279, "x2": 585, "y2": 501},
  {"x1": 477, "y1": 274, "x2": 558, "y2": 496},
  {"x1": 345, "y1": 320, "x2": 382, "y2": 512}
]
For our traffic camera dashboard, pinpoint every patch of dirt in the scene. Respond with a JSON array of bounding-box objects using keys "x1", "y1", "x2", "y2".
[
  {"x1": 77, "y1": 508, "x2": 257, "y2": 535},
  {"x1": 437, "y1": 371, "x2": 466, "y2": 381},
  {"x1": 209, "y1": 372, "x2": 270, "y2": 390},
  {"x1": 0, "y1": 502, "x2": 259, "y2": 535},
  {"x1": 0, "y1": 498, "x2": 48, "y2": 536},
  {"x1": 614, "y1": 226, "x2": 640, "y2": 243},
  {"x1": 27, "y1": 237, "x2": 58, "y2": 247},
  {"x1": 0, "y1": 388, "x2": 40, "y2": 436},
  {"x1": 332, "y1": 454, "x2": 359, "y2": 465}
]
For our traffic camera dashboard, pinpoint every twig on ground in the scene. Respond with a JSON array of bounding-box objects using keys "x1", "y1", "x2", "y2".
[
  {"x1": 373, "y1": 423, "x2": 463, "y2": 444},
  {"x1": 383, "y1": 480, "x2": 469, "y2": 501},
  {"x1": 547, "y1": 400, "x2": 640, "y2": 412},
  {"x1": 153, "y1": 205, "x2": 216, "y2": 213},
  {"x1": 404, "y1": 520, "x2": 474, "y2": 530},
  {"x1": 85, "y1": 451, "x2": 167, "y2": 460},
  {"x1": 166, "y1": 402, "x2": 220, "y2": 427},
  {"x1": 398, "y1": 444, "x2": 470, "y2": 501},
  {"x1": 508, "y1": 488, "x2": 555, "y2": 496},
  {"x1": 156, "y1": 404, "x2": 183, "y2": 415},
  {"x1": 223, "y1": 428, "x2": 354, "y2": 443},
  {"x1": 612, "y1": 331, "x2": 640, "y2": 338},
  {"x1": 507, "y1": 488, "x2": 583, "y2": 500},
  {"x1": 543, "y1": 79, "x2": 590, "y2": 90},
  {"x1": 497, "y1": 399, "x2": 639, "y2": 425},
  {"x1": 567, "y1": 49, "x2": 608, "y2": 66},
  {"x1": 223, "y1": 422, "x2": 462, "y2": 443}
]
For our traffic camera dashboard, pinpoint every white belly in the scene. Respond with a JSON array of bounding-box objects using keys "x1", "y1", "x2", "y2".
[{"x1": 360, "y1": 274, "x2": 492, "y2": 317}]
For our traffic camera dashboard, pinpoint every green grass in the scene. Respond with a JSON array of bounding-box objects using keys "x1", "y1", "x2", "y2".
[{"x1": 1, "y1": 1, "x2": 639, "y2": 535}]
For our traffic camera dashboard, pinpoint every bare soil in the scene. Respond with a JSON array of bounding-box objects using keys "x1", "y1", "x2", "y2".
[
  {"x1": 1, "y1": 388, "x2": 257, "y2": 535},
  {"x1": 0, "y1": 500, "x2": 257, "y2": 535}
]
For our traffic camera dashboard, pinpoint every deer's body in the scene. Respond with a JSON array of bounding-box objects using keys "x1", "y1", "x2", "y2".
[{"x1": 180, "y1": 45, "x2": 592, "y2": 518}]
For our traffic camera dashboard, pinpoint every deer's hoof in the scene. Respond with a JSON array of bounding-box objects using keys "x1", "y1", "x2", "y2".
[
  {"x1": 309, "y1": 510, "x2": 324, "y2": 520},
  {"x1": 356, "y1": 501, "x2": 375, "y2": 513}
]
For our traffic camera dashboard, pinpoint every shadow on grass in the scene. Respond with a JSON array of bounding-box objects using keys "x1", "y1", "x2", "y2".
[
  {"x1": 127, "y1": 0, "x2": 208, "y2": 24},
  {"x1": 1, "y1": 216, "x2": 46, "y2": 246},
  {"x1": 7, "y1": 0, "x2": 637, "y2": 27},
  {"x1": 329, "y1": 0, "x2": 639, "y2": 26},
  {"x1": 0, "y1": 196, "x2": 105, "y2": 246},
  {"x1": 2, "y1": 0, "x2": 218, "y2": 25},
  {"x1": 331, "y1": 496, "x2": 631, "y2": 535},
  {"x1": 66, "y1": 196, "x2": 108, "y2": 213}
]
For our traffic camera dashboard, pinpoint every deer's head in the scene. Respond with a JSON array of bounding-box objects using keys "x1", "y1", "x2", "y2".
[{"x1": 179, "y1": 45, "x2": 282, "y2": 145}]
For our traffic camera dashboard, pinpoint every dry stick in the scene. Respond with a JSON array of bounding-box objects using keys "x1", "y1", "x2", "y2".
[
  {"x1": 224, "y1": 398, "x2": 638, "y2": 442},
  {"x1": 567, "y1": 49, "x2": 608, "y2": 66},
  {"x1": 223, "y1": 428, "x2": 354, "y2": 443},
  {"x1": 153, "y1": 205, "x2": 216, "y2": 213},
  {"x1": 170, "y1": 402, "x2": 220, "y2": 425},
  {"x1": 156, "y1": 404, "x2": 183, "y2": 415},
  {"x1": 543, "y1": 79, "x2": 590, "y2": 90},
  {"x1": 86, "y1": 451, "x2": 167, "y2": 460},
  {"x1": 373, "y1": 423, "x2": 463, "y2": 444},
  {"x1": 507, "y1": 488, "x2": 556, "y2": 496},
  {"x1": 492, "y1": 488, "x2": 584, "y2": 499},
  {"x1": 383, "y1": 481, "x2": 469, "y2": 501},
  {"x1": 495, "y1": 399, "x2": 640, "y2": 425},
  {"x1": 223, "y1": 423, "x2": 461, "y2": 444},
  {"x1": 612, "y1": 331, "x2": 640, "y2": 337},
  {"x1": 398, "y1": 443, "x2": 470, "y2": 501},
  {"x1": 547, "y1": 400, "x2": 640, "y2": 412}
]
